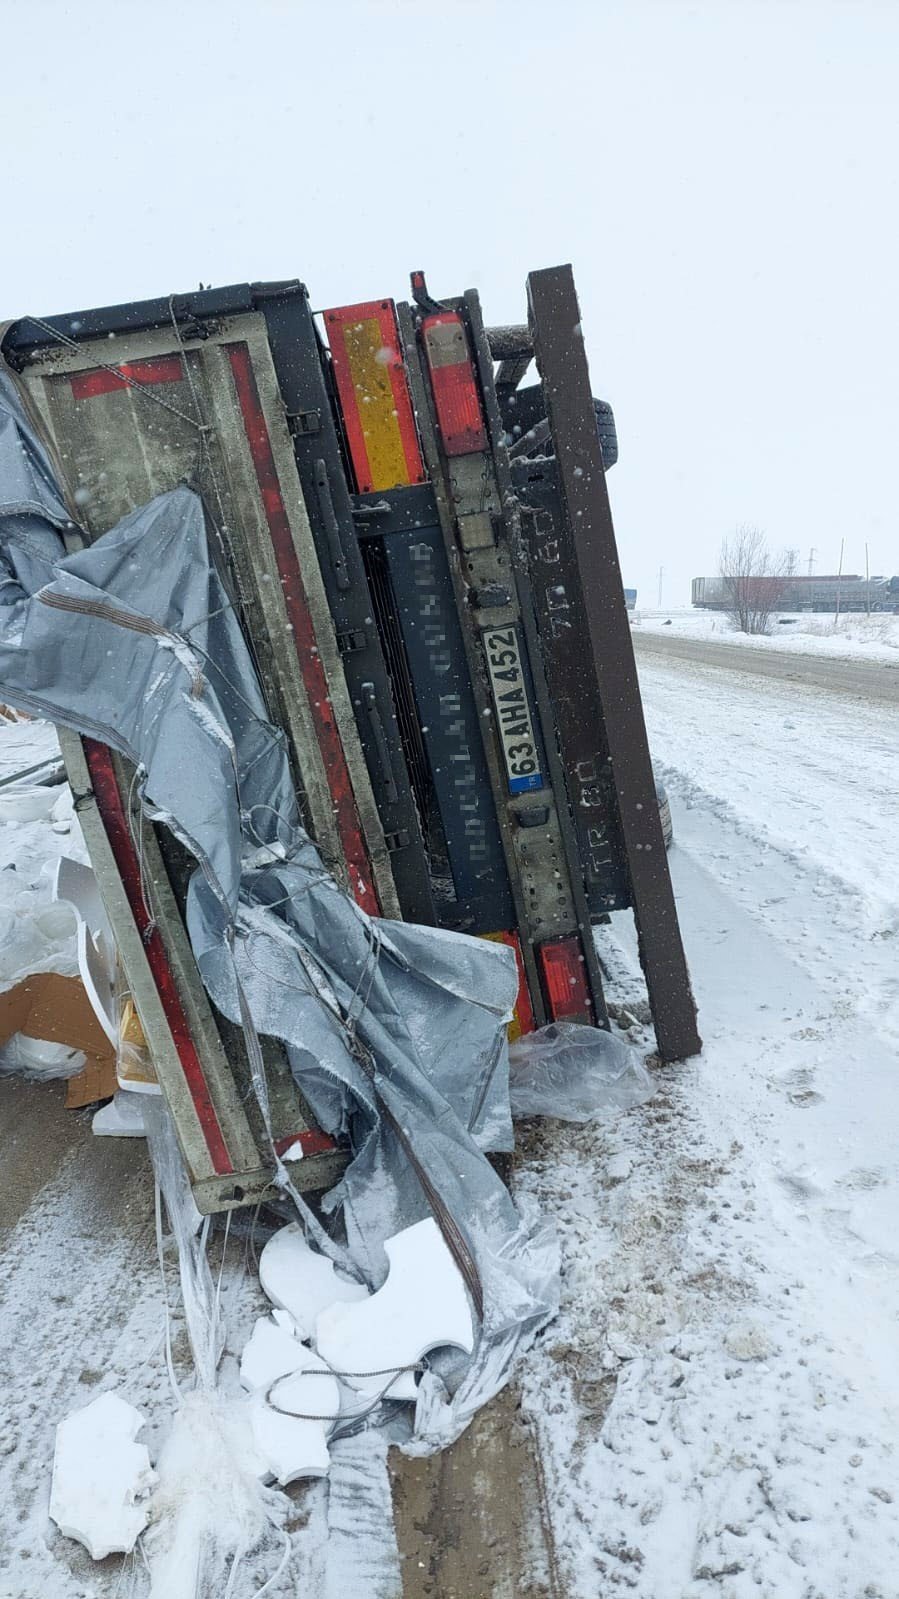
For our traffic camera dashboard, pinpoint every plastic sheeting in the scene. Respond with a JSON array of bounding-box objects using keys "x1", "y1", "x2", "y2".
[
  {"x1": 509, "y1": 1022, "x2": 656, "y2": 1123},
  {"x1": 0, "y1": 365, "x2": 559, "y2": 1449}
]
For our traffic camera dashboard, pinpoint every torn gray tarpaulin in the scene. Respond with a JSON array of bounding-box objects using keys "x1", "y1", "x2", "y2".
[{"x1": 0, "y1": 367, "x2": 559, "y2": 1449}]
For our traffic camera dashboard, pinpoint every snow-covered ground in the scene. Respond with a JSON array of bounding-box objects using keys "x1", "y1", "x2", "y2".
[
  {"x1": 519, "y1": 653, "x2": 899, "y2": 1596},
  {"x1": 633, "y1": 606, "x2": 899, "y2": 664},
  {"x1": 2, "y1": 662, "x2": 898, "y2": 1597}
]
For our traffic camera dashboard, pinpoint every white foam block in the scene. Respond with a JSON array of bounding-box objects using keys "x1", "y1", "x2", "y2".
[
  {"x1": 314, "y1": 1218, "x2": 474, "y2": 1401},
  {"x1": 92, "y1": 1090, "x2": 146, "y2": 1139},
  {"x1": 239, "y1": 1314, "x2": 310, "y2": 1393},
  {"x1": 249, "y1": 1392, "x2": 332, "y2": 1485},
  {"x1": 259, "y1": 1223, "x2": 368, "y2": 1339},
  {"x1": 267, "y1": 1345, "x2": 341, "y2": 1425},
  {"x1": 245, "y1": 1345, "x2": 340, "y2": 1485},
  {"x1": 49, "y1": 1392, "x2": 155, "y2": 1560},
  {"x1": 53, "y1": 857, "x2": 117, "y2": 1046}
]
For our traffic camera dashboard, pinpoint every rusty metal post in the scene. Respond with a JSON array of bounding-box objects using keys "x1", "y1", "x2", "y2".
[{"x1": 526, "y1": 264, "x2": 701, "y2": 1061}]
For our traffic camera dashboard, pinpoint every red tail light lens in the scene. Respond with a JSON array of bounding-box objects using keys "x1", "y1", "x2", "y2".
[
  {"x1": 538, "y1": 935, "x2": 595, "y2": 1024},
  {"x1": 421, "y1": 312, "x2": 487, "y2": 456}
]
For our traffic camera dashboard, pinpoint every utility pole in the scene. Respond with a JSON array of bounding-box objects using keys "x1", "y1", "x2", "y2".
[
  {"x1": 865, "y1": 542, "x2": 871, "y2": 615},
  {"x1": 807, "y1": 546, "x2": 816, "y2": 577},
  {"x1": 657, "y1": 566, "x2": 664, "y2": 608},
  {"x1": 835, "y1": 537, "x2": 844, "y2": 624}
]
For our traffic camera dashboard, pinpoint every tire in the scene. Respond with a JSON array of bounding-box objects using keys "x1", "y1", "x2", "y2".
[{"x1": 500, "y1": 384, "x2": 618, "y2": 470}]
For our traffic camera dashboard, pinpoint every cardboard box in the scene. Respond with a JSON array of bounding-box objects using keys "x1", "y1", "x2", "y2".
[{"x1": 0, "y1": 972, "x2": 117, "y2": 1107}]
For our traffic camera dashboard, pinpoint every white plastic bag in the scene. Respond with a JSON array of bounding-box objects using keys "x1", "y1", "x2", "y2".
[
  {"x1": 508, "y1": 1022, "x2": 655, "y2": 1122},
  {"x1": 0, "y1": 1033, "x2": 85, "y2": 1080}
]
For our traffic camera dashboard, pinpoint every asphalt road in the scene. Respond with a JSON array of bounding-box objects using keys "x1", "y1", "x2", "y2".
[{"x1": 633, "y1": 629, "x2": 899, "y2": 704}]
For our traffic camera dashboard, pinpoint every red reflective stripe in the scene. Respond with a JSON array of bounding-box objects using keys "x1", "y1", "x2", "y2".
[
  {"x1": 421, "y1": 312, "x2": 488, "y2": 456},
  {"x1": 324, "y1": 299, "x2": 425, "y2": 492},
  {"x1": 225, "y1": 342, "x2": 380, "y2": 917},
  {"x1": 82, "y1": 739, "x2": 234, "y2": 1174},
  {"x1": 538, "y1": 934, "x2": 595, "y2": 1024},
  {"x1": 274, "y1": 1129, "x2": 340, "y2": 1159},
  {"x1": 70, "y1": 355, "x2": 184, "y2": 400}
]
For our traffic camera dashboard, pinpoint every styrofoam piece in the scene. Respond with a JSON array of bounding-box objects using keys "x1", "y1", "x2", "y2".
[
  {"x1": 239, "y1": 1313, "x2": 313, "y2": 1393},
  {"x1": 49, "y1": 1392, "x2": 155, "y2": 1560},
  {"x1": 52, "y1": 856, "x2": 117, "y2": 1047},
  {"x1": 259, "y1": 1222, "x2": 368, "y2": 1339},
  {"x1": 314, "y1": 1218, "x2": 475, "y2": 1401},
  {"x1": 267, "y1": 1344, "x2": 341, "y2": 1423},
  {"x1": 248, "y1": 1389, "x2": 333, "y2": 1485},
  {"x1": 53, "y1": 856, "x2": 115, "y2": 963},
  {"x1": 76, "y1": 920, "x2": 117, "y2": 1046},
  {"x1": 380, "y1": 1367, "x2": 419, "y2": 1403},
  {"x1": 91, "y1": 1090, "x2": 146, "y2": 1138}
]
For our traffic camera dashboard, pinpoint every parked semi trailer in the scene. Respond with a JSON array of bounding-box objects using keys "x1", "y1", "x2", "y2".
[
  {"x1": 2, "y1": 265, "x2": 699, "y2": 1213},
  {"x1": 692, "y1": 573, "x2": 899, "y2": 612}
]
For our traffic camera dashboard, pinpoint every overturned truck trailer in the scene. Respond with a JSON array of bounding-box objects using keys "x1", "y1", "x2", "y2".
[{"x1": 1, "y1": 265, "x2": 699, "y2": 1213}]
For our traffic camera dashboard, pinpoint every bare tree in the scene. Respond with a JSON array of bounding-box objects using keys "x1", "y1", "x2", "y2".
[{"x1": 719, "y1": 525, "x2": 790, "y2": 635}]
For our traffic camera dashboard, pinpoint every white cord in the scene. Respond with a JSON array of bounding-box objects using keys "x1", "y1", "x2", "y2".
[{"x1": 154, "y1": 1179, "x2": 182, "y2": 1404}]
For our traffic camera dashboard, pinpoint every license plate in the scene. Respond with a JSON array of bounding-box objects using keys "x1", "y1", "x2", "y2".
[{"x1": 482, "y1": 626, "x2": 544, "y2": 794}]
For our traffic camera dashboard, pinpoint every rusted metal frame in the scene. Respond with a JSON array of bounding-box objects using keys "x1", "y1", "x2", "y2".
[
  {"x1": 526, "y1": 265, "x2": 701, "y2": 1061},
  {"x1": 16, "y1": 327, "x2": 356, "y2": 1201},
  {"x1": 111, "y1": 750, "x2": 348, "y2": 1208},
  {"x1": 463, "y1": 290, "x2": 610, "y2": 1028},
  {"x1": 484, "y1": 325, "x2": 532, "y2": 361},
  {"x1": 217, "y1": 328, "x2": 394, "y2": 918},
  {"x1": 485, "y1": 324, "x2": 534, "y2": 391},
  {"x1": 18, "y1": 316, "x2": 397, "y2": 918},
  {"x1": 396, "y1": 300, "x2": 547, "y2": 1025},
  {"x1": 60, "y1": 730, "x2": 244, "y2": 1203}
]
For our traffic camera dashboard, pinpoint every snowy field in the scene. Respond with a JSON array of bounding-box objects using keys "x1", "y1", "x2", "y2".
[
  {"x1": 633, "y1": 606, "x2": 899, "y2": 664},
  {"x1": 1, "y1": 654, "x2": 898, "y2": 1597},
  {"x1": 519, "y1": 651, "x2": 899, "y2": 1596}
]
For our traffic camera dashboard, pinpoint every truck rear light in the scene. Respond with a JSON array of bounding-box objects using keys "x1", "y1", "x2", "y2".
[
  {"x1": 324, "y1": 300, "x2": 425, "y2": 492},
  {"x1": 538, "y1": 935, "x2": 595, "y2": 1024},
  {"x1": 482, "y1": 929, "x2": 536, "y2": 1041},
  {"x1": 421, "y1": 312, "x2": 487, "y2": 456}
]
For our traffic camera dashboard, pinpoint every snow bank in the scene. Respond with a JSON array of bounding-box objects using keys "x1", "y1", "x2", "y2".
[
  {"x1": 633, "y1": 606, "x2": 899, "y2": 663},
  {"x1": 517, "y1": 654, "x2": 899, "y2": 1596}
]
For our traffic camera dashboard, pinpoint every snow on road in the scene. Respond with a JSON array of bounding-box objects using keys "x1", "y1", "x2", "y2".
[
  {"x1": 633, "y1": 606, "x2": 899, "y2": 665},
  {"x1": 3, "y1": 665, "x2": 899, "y2": 1598},
  {"x1": 519, "y1": 653, "x2": 899, "y2": 1597}
]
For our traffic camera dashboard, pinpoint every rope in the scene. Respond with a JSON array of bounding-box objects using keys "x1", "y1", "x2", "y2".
[
  {"x1": 154, "y1": 1180, "x2": 182, "y2": 1405},
  {"x1": 166, "y1": 298, "x2": 236, "y2": 577},
  {"x1": 253, "y1": 1529, "x2": 291, "y2": 1599},
  {"x1": 264, "y1": 1362, "x2": 424, "y2": 1423},
  {"x1": 19, "y1": 314, "x2": 209, "y2": 433}
]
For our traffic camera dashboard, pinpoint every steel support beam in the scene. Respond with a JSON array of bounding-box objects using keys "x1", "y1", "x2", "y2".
[{"x1": 526, "y1": 265, "x2": 701, "y2": 1061}]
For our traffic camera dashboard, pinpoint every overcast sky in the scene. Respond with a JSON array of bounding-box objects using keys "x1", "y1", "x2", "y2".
[{"x1": 3, "y1": 0, "x2": 897, "y2": 604}]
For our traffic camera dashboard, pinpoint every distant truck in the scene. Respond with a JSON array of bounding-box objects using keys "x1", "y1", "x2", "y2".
[{"x1": 692, "y1": 573, "x2": 899, "y2": 613}]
